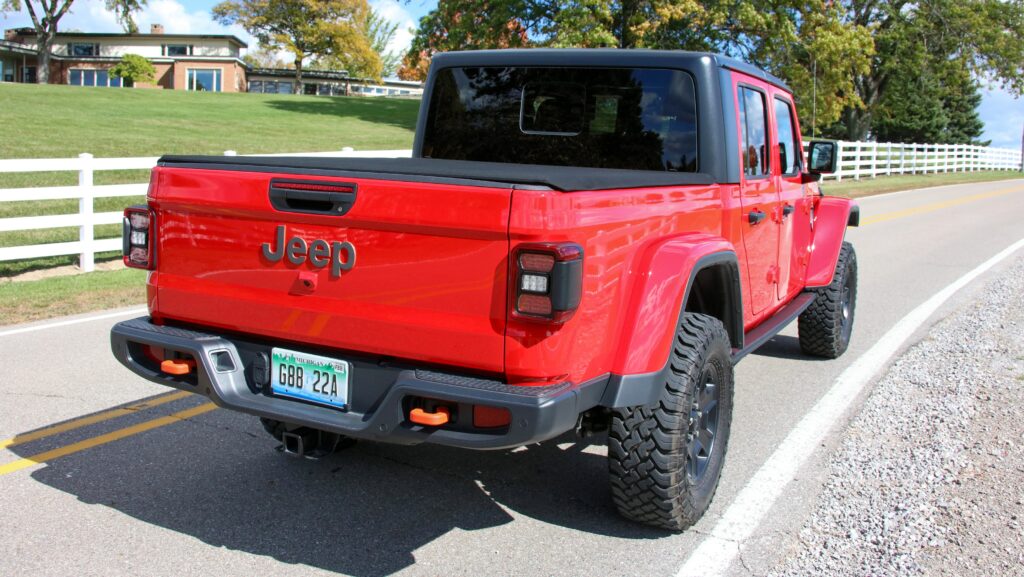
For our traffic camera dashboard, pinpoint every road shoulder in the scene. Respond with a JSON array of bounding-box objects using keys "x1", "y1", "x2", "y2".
[{"x1": 765, "y1": 256, "x2": 1024, "y2": 576}]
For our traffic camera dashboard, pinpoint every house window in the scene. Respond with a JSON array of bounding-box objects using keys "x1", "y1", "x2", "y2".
[
  {"x1": 68, "y1": 43, "x2": 100, "y2": 57},
  {"x1": 22, "y1": 66, "x2": 36, "y2": 83},
  {"x1": 187, "y1": 68, "x2": 222, "y2": 92},
  {"x1": 303, "y1": 83, "x2": 317, "y2": 95},
  {"x1": 69, "y1": 68, "x2": 124, "y2": 87},
  {"x1": 163, "y1": 44, "x2": 192, "y2": 57}
]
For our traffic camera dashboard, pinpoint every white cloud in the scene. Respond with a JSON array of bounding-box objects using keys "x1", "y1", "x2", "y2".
[{"x1": 979, "y1": 86, "x2": 1023, "y2": 150}]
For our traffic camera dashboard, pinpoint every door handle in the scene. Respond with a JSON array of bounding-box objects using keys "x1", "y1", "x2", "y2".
[
  {"x1": 748, "y1": 209, "x2": 767, "y2": 225},
  {"x1": 782, "y1": 204, "x2": 794, "y2": 217}
]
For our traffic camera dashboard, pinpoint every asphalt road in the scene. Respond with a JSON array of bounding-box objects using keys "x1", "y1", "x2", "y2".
[{"x1": 2, "y1": 177, "x2": 1023, "y2": 577}]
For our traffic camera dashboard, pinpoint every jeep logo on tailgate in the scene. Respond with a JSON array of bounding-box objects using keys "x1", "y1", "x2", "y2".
[{"x1": 261, "y1": 225, "x2": 356, "y2": 278}]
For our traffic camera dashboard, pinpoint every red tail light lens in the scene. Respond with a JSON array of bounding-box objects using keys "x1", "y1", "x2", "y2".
[
  {"x1": 123, "y1": 205, "x2": 155, "y2": 270},
  {"x1": 512, "y1": 242, "x2": 583, "y2": 324}
]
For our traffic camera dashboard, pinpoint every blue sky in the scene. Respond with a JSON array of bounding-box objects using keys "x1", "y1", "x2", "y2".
[{"x1": 3, "y1": 0, "x2": 1021, "y2": 148}]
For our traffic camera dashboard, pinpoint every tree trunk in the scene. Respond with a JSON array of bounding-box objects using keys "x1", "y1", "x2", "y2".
[
  {"x1": 36, "y1": 31, "x2": 54, "y2": 84},
  {"x1": 294, "y1": 58, "x2": 304, "y2": 95}
]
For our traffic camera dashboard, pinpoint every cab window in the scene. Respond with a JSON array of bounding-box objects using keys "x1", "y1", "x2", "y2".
[
  {"x1": 774, "y1": 98, "x2": 800, "y2": 175},
  {"x1": 738, "y1": 87, "x2": 769, "y2": 178}
]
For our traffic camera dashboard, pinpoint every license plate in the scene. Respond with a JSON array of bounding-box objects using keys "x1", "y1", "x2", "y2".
[{"x1": 270, "y1": 347, "x2": 350, "y2": 409}]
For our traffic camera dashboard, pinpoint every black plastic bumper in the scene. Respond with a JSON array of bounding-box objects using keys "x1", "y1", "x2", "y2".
[{"x1": 110, "y1": 317, "x2": 610, "y2": 450}]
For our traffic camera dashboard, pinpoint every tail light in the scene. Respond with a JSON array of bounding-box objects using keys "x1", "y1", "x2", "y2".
[
  {"x1": 512, "y1": 242, "x2": 583, "y2": 324},
  {"x1": 123, "y1": 205, "x2": 155, "y2": 270}
]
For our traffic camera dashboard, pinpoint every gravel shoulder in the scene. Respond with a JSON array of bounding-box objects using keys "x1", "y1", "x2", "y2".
[{"x1": 767, "y1": 256, "x2": 1024, "y2": 577}]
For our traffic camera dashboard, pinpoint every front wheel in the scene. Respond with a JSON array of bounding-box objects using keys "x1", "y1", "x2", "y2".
[
  {"x1": 799, "y1": 241, "x2": 857, "y2": 358},
  {"x1": 608, "y1": 312, "x2": 735, "y2": 531}
]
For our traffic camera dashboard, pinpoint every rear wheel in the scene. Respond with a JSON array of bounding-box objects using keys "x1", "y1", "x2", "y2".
[
  {"x1": 608, "y1": 312, "x2": 734, "y2": 531},
  {"x1": 799, "y1": 241, "x2": 857, "y2": 358}
]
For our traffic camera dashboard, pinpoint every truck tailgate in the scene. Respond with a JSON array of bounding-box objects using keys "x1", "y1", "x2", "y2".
[{"x1": 149, "y1": 166, "x2": 511, "y2": 374}]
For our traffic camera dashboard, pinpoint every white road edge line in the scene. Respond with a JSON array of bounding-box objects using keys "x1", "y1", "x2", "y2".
[
  {"x1": 677, "y1": 235, "x2": 1024, "y2": 577},
  {"x1": 0, "y1": 307, "x2": 147, "y2": 338}
]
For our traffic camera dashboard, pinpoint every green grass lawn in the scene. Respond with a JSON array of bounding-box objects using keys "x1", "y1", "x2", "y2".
[
  {"x1": 822, "y1": 170, "x2": 1022, "y2": 198},
  {"x1": 0, "y1": 268, "x2": 146, "y2": 325},
  {"x1": 0, "y1": 82, "x2": 418, "y2": 160}
]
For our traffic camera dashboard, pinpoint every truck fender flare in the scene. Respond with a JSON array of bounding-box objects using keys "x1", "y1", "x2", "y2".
[
  {"x1": 805, "y1": 197, "x2": 859, "y2": 288},
  {"x1": 601, "y1": 234, "x2": 741, "y2": 408}
]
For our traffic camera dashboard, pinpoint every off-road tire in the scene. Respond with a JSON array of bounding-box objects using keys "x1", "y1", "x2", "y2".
[
  {"x1": 608, "y1": 312, "x2": 735, "y2": 531},
  {"x1": 799, "y1": 241, "x2": 857, "y2": 358}
]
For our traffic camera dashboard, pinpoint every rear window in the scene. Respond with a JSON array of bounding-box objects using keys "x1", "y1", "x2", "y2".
[{"x1": 422, "y1": 67, "x2": 698, "y2": 172}]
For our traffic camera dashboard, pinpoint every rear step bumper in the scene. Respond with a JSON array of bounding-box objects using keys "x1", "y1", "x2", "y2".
[{"x1": 110, "y1": 317, "x2": 607, "y2": 450}]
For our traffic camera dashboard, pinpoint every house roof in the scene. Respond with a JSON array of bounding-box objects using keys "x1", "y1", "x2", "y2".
[
  {"x1": 54, "y1": 31, "x2": 248, "y2": 48},
  {"x1": 248, "y1": 67, "x2": 349, "y2": 81}
]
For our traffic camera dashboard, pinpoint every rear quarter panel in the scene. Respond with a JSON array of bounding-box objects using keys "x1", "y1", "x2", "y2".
[{"x1": 506, "y1": 183, "x2": 741, "y2": 385}]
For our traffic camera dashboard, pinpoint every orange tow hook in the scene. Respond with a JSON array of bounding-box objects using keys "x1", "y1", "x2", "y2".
[
  {"x1": 160, "y1": 358, "x2": 196, "y2": 375},
  {"x1": 410, "y1": 406, "x2": 450, "y2": 426}
]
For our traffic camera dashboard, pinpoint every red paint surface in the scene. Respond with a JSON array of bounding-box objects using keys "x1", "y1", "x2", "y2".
[{"x1": 143, "y1": 69, "x2": 854, "y2": 388}]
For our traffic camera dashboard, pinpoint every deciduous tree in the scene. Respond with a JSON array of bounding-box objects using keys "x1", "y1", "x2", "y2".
[
  {"x1": 213, "y1": 0, "x2": 380, "y2": 92},
  {"x1": 0, "y1": 0, "x2": 145, "y2": 83},
  {"x1": 109, "y1": 52, "x2": 156, "y2": 86}
]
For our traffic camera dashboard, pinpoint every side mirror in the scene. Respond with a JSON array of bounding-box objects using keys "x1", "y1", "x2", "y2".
[{"x1": 807, "y1": 140, "x2": 838, "y2": 174}]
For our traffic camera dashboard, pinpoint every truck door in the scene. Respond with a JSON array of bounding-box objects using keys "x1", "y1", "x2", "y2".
[
  {"x1": 772, "y1": 94, "x2": 808, "y2": 301},
  {"x1": 735, "y1": 82, "x2": 780, "y2": 315}
]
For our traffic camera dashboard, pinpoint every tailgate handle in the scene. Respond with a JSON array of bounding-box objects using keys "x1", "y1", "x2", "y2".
[{"x1": 269, "y1": 179, "x2": 357, "y2": 216}]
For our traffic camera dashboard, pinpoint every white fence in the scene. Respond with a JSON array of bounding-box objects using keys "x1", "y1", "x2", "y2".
[
  {"x1": 0, "y1": 149, "x2": 411, "y2": 272},
  {"x1": 803, "y1": 141, "x2": 1022, "y2": 181},
  {"x1": 1, "y1": 141, "x2": 1021, "y2": 272}
]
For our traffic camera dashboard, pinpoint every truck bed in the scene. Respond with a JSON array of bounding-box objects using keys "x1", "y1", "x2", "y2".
[{"x1": 158, "y1": 155, "x2": 715, "y2": 192}]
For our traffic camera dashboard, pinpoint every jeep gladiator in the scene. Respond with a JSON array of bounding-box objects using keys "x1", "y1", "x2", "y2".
[{"x1": 111, "y1": 49, "x2": 859, "y2": 531}]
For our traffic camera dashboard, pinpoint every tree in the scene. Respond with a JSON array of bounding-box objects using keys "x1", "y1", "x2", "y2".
[
  {"x1": 404, "y1": 0, "x2": 872, "y2": 129},
  {"x1": 213, "y1": 0, "x2": 380, "y2": 92},
  {"x1": 109, "y1": 53, "x2": 155, "y2": 86},
  {"x1": 0, "y1": 0, "x2": 145, "y2": 83},
  {"x1": 831, "y1": 0, "x2": 1024, "y2": 141},
  {"x1": 365, "y1": 6, "x2": 400, "y2": 77},
  {"x1": 314, "y1": 5, "x2": 393, "y2": 80}
]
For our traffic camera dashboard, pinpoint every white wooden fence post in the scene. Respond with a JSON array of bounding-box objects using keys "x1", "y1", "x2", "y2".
[
  {"x1": 835, "y1": 140, "x2": 844, "y2": 182},
  {"x1": 78, "y1": 152, "x2": 95, "y2": 272}
]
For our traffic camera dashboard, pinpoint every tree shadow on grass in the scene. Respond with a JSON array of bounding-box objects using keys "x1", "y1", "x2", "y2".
[{"x1": 264, "y1": 97, "x2": 420, "y2": 132}]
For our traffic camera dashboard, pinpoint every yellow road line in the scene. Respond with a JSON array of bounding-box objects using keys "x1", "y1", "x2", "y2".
[
  {"x1": 0, "y1": 403, "x2": 217, "y2": 477},
  {"x1": 861, "y1": 185, "x2": 1024, "y2": 226},
  {"x1": 0, "y1": 390, "x2": 193, "y2": 449}
]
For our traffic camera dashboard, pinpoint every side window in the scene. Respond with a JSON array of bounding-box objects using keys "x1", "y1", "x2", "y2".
[
  {"x1": 738, "y1": 87, "x2": 769, "y2": 177},
  {"x1": 774, "y1": 98, "x2": 800, "y2": 175}
]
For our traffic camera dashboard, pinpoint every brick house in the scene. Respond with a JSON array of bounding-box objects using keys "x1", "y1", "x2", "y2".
[{"x1": 1, "y1": 24, "x2": 248, "y2": 91}]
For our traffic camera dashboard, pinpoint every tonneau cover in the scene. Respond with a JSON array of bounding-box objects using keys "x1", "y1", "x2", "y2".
[{"x1": 157, "y1": 155, "x2": 715, "y2": 192}]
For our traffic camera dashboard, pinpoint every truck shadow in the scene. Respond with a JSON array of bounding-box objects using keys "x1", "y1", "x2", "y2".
[
  {"x1": 12, "y1": 405, "x2": 665, "y2": 576},
  {"x1": 264, "y1": 98, "x2": 419, "y2": 132},
  {"x1": 751, "y1": 335, "x2": 830, "y2": 361}
]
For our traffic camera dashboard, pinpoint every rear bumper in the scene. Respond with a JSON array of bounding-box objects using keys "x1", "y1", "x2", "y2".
[{"x1": 110, "y1": 317, "x2": 607, "y2": 450}]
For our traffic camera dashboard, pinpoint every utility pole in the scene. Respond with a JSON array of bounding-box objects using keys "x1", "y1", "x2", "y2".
[{"x1": 1020, "y1": 123, "x2": 1023, "y2": 172}]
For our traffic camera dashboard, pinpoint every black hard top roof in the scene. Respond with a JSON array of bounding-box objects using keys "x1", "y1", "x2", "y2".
[{"x1": 430, "y1": 49, "x2": 791, "y2": 93}]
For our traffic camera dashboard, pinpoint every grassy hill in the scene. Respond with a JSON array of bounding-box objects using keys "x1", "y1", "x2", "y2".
[{"x1": 0, "y1": 82, "x2": 419, "y2": 160}]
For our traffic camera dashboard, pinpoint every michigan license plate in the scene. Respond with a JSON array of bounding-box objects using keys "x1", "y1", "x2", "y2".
[{"x1": 270, "y1": 347, "x2": 350, "y2": 409}]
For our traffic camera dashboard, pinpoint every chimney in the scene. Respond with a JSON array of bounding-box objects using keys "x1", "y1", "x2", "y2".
[
  {"x1": 4, "y1": 29, "x2": 18, "y2": 42},
  {"x1": 150, "y1": 24, "x2": 164, "y2": 34}
]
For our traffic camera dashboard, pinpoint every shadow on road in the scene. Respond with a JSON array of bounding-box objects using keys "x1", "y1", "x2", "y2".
[
  {"x1": 751, "y1": 334, "x2": 829, "y2": 361},
  {"x1": 11, "y1": 405, "x2": 665, "y2": 576}
]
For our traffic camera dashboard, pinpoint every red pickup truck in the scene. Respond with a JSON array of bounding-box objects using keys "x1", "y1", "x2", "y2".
[{"x1": 111, "y1": 49, "x2": 858, "y2": 531}]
